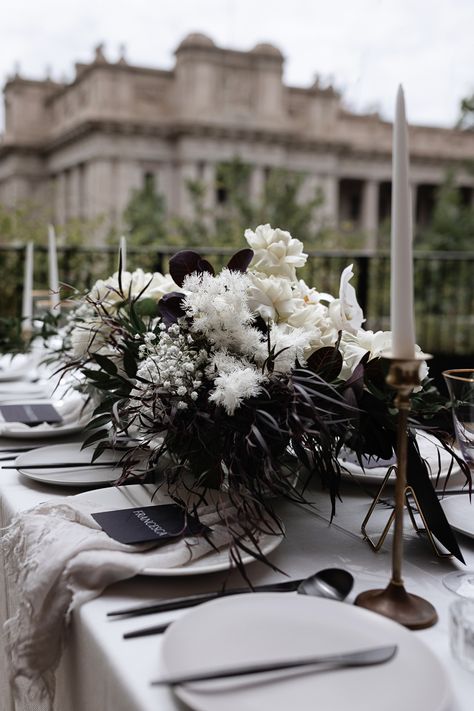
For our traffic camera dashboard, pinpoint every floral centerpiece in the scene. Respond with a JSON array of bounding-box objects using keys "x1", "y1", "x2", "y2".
[{"x1": 54, "y1": 225, "x2": 468, "y2": 566}]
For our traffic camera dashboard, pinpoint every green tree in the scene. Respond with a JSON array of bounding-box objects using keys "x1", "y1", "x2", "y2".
[
  {"x1": 257, "y1": 168, "x2": 323, "y2": 245},
  {"x1": 417, "y1": 171, "x2": 474, "y2": 251},
  {"x1": 168, "y1": 180, "x2": 212, "y2": 247},
  {"x1": 167, "y1": 157, "x2": 326, "y2": 249},
  {"x1": 123, "y1": 174, "x2": 167, "y2": 246},
  {"x1": 456, "y1": 92, "x2": 474, "y2": 131}
]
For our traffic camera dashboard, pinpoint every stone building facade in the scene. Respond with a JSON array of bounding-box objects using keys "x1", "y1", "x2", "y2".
[{"x1": 0, "y1": 33, "x2": 473, "y2": 246}]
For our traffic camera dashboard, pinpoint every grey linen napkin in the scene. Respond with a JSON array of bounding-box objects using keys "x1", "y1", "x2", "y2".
[{"x1": 2, "y1": 491, "x2": 235, "y2": 709}]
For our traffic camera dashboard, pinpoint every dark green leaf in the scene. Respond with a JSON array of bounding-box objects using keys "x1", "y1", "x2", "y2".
[{"x1": 93, "y1": 353, "x2": 118, "y2": 375}]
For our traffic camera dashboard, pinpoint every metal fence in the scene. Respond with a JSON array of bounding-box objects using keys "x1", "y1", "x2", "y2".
[{"x1": 1, "y1": 244, "x2": 473, "y2": 357}]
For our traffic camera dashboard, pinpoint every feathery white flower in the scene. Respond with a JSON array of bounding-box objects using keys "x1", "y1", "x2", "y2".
[
  {"x1": 209, "y1": 365, "x2": 263, "y2": 415},
  {"x1": 182, "y1": 270, "x2": 265, "y2": 358}
]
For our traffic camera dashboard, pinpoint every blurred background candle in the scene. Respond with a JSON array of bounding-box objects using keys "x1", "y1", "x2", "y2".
[
  {"x1": 48, "y1": 224, "x2": 60, "y2": 313},
  {"x1": 391, "y1": 86, "x2": 416, "y2": 359},
  {"x1": 21, "y1": 241, "x2": 34, "y2": 333},
  {"x1": 119, "y1": 235, "x2": 127, "y2": 272}
]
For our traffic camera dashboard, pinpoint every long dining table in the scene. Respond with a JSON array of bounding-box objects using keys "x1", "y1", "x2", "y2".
[{"x1": 0, "y1": 443, "x2": 473, "y2": 711}]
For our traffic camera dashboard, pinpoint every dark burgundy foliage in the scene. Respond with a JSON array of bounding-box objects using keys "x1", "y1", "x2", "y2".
[
  {"x1": 169, "y1": 251, "x2": 215, "y2": 287},
  {"x1": 158, "y1": 292, "x2": 186, "y2": 326},
  {"x1": 226, "y1": 249, "x2": 254, "y2": 273}
]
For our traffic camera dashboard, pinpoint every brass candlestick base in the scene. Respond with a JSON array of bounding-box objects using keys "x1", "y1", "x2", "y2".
[
  {"x1": 355, "y1": 582, "x2": 437, "y2": 630},
  {"x1": 354, "y1": 354, "x2": 438, "y2": 630}
]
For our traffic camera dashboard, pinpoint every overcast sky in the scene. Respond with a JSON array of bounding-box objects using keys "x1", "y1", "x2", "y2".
[{"x1": 1, "y1": 0, "x2": 473, "y2": 129}]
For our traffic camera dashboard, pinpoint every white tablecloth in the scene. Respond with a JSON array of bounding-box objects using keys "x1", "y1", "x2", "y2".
[{"x1": 1, "y1": 456, "x2": 473, "y2": 711}]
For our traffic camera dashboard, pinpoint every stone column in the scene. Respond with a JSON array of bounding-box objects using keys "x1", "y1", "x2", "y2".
[
  {"x1": 249, "y1": 165, "x2": 266, "y2": 206},
  {"x1": 361, "y1": 179, "x2": 379, "y2": 250},
  {"x1": 202, "y1": 163, "x2": 216, "y2": 212},
  {"x1": 54, "y1": 172, "x2": 67, "y2": 226},
  {"x1": 201, "y1": 162, "x2": 216, "y2": 230},
  {"x1": 68, "y1": 167, "x2": 81, "y2": 221},
  {"x1": 322, "y1": 175, "x2": 339, "y2": 228},
  {"x1": 83, "y1": 159, "x2": 115, "y2": 242}
]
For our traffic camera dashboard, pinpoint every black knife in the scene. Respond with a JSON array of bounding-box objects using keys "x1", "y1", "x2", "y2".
[
  {"x1": 108, "y1": 578, "x2": 305, "y2": 618},
  {"x1": 152, "y1": 645, "x2": 398, "y2": 686}
]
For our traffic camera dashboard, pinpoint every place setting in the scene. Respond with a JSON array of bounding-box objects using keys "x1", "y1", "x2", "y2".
[
  {"x1": 153, "y1": 592, "x2": 452, "y2": 711},
  {"x1": 0, "y1": 391, "x2": 95, "y2": 439}
]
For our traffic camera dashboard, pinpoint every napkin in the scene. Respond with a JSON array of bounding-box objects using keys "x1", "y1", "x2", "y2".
[
  {"x1": 2, "y1": 492, "x2": 236, "y2": 709},
  {"x1": 0, "y1": 353, "x2": 34, "y2": 378},
  {"x1": 0, "y1": 393, "x2": 91, "y2": 435}
]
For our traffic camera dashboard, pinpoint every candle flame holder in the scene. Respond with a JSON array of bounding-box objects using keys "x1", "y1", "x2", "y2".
[{"x1": 354, "y1": 355, "x2": 438, "y2": 630}]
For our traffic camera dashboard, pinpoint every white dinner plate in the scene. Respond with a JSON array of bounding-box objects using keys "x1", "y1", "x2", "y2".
[
  {"x1": 0, "y1": 381, "x2": 48, "y2": 398},
  {"x1": 15, "y1": 442, "x2": 122, "y2": 487},
  {"x1": 440, "y1": 495, "x2": 474, "y2": 539},
  {"x1": 73, "y1": 484, "x2": 284, "y2": 576},
  {"x1": 339, "y1": 431, "x2": 460, "y2": 486},
  {"x1": 0, "y1": 395, "x2": 93, "y2": 439},
  {"x1": 0, "y1": 354, "x2": 35, "y2": 382},
  {"x1": 161, "y1": 594, "x2": 452, "y2": 711}
]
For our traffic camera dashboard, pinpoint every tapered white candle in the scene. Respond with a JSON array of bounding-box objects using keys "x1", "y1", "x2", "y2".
[
  {"x1": 48, "y1": 224, "x2": 60, "y2": 312},
  {"x1": 21, "y1": 242, "x2": 34, "y2": 333},
  {"x1": 391, "y1": 86, "x2": 416, "y2": 359},
  {"x1": 119, "y1": 235, "x2": 127, "y2": 273}
]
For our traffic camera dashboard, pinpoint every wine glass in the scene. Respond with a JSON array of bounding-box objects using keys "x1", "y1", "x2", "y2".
[{"x1": 442, "y1": 369, "x2": 474, "y2": 597}]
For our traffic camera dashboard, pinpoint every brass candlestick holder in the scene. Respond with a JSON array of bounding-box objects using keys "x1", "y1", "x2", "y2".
[{"x1": 354, "y1": 355, "x2": 438, "y2": 630}]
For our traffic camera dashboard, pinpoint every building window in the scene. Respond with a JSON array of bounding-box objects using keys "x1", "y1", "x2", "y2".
[
  {"x1": 215, "y1": 160, "x2": 251, "y2": 206},
  {"x1": 339, "y1": 179, "x2": 363, "y2": 229},
  {"x1": 143, "y1": 171, "x2": 156, "y2": 192}
]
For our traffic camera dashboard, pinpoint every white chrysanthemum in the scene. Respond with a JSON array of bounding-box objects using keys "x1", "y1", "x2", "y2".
[
  {"x1": 328, "y1": 264, "x2": 365, "y2": 335},
  {"x1": 245, "y1": 224, "x2": 307, "y2": 280},
  {"x1": 89, "y1": 269, "x2": 176, "y2": 312},
  {"x1": 247, "y1": 272, "x2": 302, "y2": 322},
  {"x1": 182, "y1": 270, "x2": 265, "y2": 358}
]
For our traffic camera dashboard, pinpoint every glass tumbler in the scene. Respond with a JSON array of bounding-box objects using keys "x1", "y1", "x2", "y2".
[
  {"x1": 450, "y1": 598, "x2": 474, "y2": 672},
  {"x1": 443, "y1": 369, "x2": 474, "y2": 596}
]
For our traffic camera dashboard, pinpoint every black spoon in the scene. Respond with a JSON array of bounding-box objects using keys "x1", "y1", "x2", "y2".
[{"x1": 121, "y1": 568, "x2": 355, "y2": 639}]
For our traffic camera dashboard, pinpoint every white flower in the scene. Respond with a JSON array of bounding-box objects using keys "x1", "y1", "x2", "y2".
[
  {"x1": 245, "y1": 224, "x2": 307, "y2": 280},
  {"x1": 247, "y1": 273, "x2": 302, "y2": 322},
  {"x1": 182, "y1": 270, "x2": 265, "y2": 358},
  {"x1": 339, "y1": 330, "x2": 429, "y2": 382},
  {"x1": 89, "y1": 269, "x2": 176, "y2": 312},
  {"x1": 70, "y1": 320, "x2": 111, "y2": 358},
  {"x1": 328, "y1": 264, "x2": 365, "y2": 335},
  {"x1": 268, "y1": 323, "x2": 313, "y2": 373},
  {"x1": 208, "y1": 354, "x2": 264, "y2": 415}
]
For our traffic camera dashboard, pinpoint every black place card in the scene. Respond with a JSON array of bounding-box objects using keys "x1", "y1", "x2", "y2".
[
  {"x1": 92, "y1": 504, "x2": 210, "y2": 545},
  {"x1": 0, "y1": 403, "x2": 62, "y2": 426}
]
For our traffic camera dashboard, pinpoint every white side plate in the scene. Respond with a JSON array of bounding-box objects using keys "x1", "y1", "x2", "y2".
[
  {"x1": 15, "y1": 442, "x2": 121, "y2": 487},
  {"x1": 73, "y1": 484, "x2": 284, "y2": 576},
  {"x1": 339, "y1": 431, "x2": 460, "y2": 485},
  {"x1": 440, "y1": 495, "x2": 474, "y2": 539}
]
